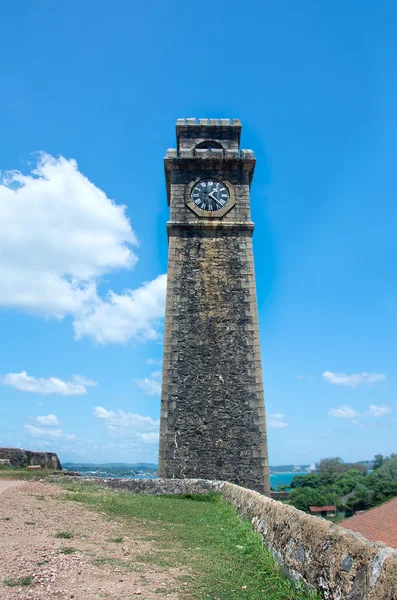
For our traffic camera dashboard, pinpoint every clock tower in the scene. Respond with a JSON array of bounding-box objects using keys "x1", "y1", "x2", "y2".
[{"x1": 159, "y1": 118, "x2": 270, "y2": 495}]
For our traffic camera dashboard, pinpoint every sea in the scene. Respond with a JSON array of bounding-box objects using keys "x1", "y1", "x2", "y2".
[{"x1": 270, "y1": 471, "x2": 305, "y2": 490}]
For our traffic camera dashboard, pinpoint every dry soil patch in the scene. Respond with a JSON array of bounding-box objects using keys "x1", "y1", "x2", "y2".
[
  {"x1": 0, "y1": 481, "x2": 181, "y2": 599},
  {"x1": 0, "y1": 481, "x2": 26, "y2": 494}
]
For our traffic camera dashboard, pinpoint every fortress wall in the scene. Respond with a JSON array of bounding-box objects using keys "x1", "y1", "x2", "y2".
[
  {"x1": 61, "y1": 477, "x2": 397, "y2": 599},
  {"x1": 221, "y1": 482, "x2": 397, "y2": 600},
  {"x1": 0, "y1": 447, "x2": 61, "y2": 470}
]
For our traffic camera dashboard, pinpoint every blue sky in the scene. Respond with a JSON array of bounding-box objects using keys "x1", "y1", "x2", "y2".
[{"x1": 0, "y1": 1, "x2": 396, "y2": 466}]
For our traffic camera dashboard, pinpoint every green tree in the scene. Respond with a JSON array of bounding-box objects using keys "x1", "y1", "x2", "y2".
[
  {"x1": 344, "y1": 484, "x2": 373, "y2": 514},
  {"x1": 333, "y1": 469, "x2": 366, "y2": 494},
  {"x1": 351, "y1": 462, "x2": 368, "y2": 476},
  {"x1": 368, "y1": 455, "x2": 397, "y2": 504},
  {"x1": 316, "y1": 457, "x2": 350, "y2": 475},
  {"x1": 373, "y1": 454, "x2": 385, "y2": 470},
  {"x1": 289, "y1": 487, "x2": 336, "y2": 513},
  {"x1": 277, "y1": 484, "x2": 290, "y2": 491},
  {"x1": 290, "y1": 473, "x2": 322, "y2": 489}
]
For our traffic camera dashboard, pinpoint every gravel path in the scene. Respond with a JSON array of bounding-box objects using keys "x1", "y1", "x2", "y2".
[
  {"x1": 0, "y1": 481, "x2": 26, "y2": 494},
  {"x1": 0, "y1": 481, "x2": 181, "y2": 599}
]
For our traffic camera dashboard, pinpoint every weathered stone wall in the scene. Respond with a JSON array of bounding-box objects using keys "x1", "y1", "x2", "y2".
[
  {"x1": 159, "y1": 118, "x2": 270, "y2": 495},
  {"x1": 159, "y1": 227, "x2": 269, "y2": 493},
  {"x1": 271, "y1": 491, "x2": 290, "y2": 500},
  {"x1": 62, "y1": 477, "x2": 397, "y2": 599},
  {"x1": 0, "y1": 447, "x2": 61, "y2": 470},
  {"x1": 66, "y1": 477, "x2": 223, "y2": 495},
  {"x1": 222, "y1": 482, "x2": 397, "y2": 600}
]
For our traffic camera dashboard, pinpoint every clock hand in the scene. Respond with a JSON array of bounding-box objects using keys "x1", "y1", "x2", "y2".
[
  {"x1": 209, "y1": 193, "x2": 222, "y2": 208},
  {"x1": 208, "y1": 191, "x2": 220, "y2": 202}
]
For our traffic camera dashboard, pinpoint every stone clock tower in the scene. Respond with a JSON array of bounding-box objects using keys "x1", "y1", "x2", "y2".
[{"x1": 158, "y1": 118, "x2": 270, "y2": 495}]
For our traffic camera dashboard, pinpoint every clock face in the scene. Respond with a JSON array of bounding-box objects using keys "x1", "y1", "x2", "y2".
[{"x1": 190, "y1": 180, "x2": 230, "y2": 212}]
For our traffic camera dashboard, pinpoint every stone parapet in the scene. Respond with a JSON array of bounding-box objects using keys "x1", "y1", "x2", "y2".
[
  {"x1": 60, "y1": 476, "x2": 223, "y2": 495},
  {"x1": 57, "y1": 477, "x2": 397, "y2": 599},
  {"x1": 222, "y1": 482, "x2": 397, "y2": 600}
]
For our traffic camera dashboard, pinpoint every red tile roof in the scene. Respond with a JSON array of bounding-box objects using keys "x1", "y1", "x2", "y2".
[
  {"x1": 340, "y1": 496, "x2": 397, "y2": 549},
  {"x1": 309, "y1": 505, "x2": 336, "y2": 512}
]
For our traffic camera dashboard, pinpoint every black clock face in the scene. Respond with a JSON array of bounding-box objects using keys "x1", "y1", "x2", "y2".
[{"x1": 190, "y1": 180, "x2": 230, "y2": 212}]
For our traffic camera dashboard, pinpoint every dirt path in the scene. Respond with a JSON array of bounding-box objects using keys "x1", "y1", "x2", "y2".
[
  {"x1": 0, "y1": 481, "x2": 181, "y2": 599},
  {"x1": 0, "y1": 481, "x2": 26, "y2": 493}
]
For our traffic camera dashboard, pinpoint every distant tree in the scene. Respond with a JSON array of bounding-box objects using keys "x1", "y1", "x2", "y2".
[
  {"x1": 333, "y1": 469, "x2": 366, "y2": 494},
  {"x1": 289, "y1": 487, "x2": 335, "y2": 513},
  {"x1": 343, "y1": 484, "x2": 374, "y2": 514},
  {"x1": 289, "y1": 456, "x2": 397, "y2": 513},
  {"x1": 351, "y1": 462, "x2": 368, "y2": 476},
  {"x1": 316, "y1": 457, "x2": 350, "y2": 475},
  {"x1": 368, "y1": 455, "x2": 397, "y2": 504},
  {"x1": 373, "y1": 454, "x2": 385, "y2": 470},
  {"x1": 290, "y1": 473, "x2": 321, "y2": 489},
  {"x1": 277, "y1": 484, "x2": 290, "y2": 491}
]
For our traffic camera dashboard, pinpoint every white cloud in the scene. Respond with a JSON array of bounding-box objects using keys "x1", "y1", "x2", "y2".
[
  {"x1": 71, "y1": 375, "x2": 98, "y2": 387},
  {"x1": 25, "y1": 420, "x2": 77, "y2": 443},
  {"x1": 73, "y1": 274, "x2": 167, "y2": 344},
  {"x1": 0, "y1": 153, "x2": 136, "y2": 317},
  {"x1": 94, "y1": 406, "x2": 159, "y2": 441},
  {"x1": 328, "y1": 405, "x2": 359, "y2": 418},
  {"x1": 268, "y1": 413, "x2": 288, "y2": 429},
  {"x1": 24, "y1": 424, "x2": 63, "y2": 439},
  {"x1": 368, "y1": 404, "x2": 391, "y2": 417},
  {"x1": 146, "y1": 358, "x2": 162, "y2": 365},
  {"x1": 322, "y1": 371, "x2": 386, "y2": 388},
  {"x1": 0, "y1": 153, "x2": 167, "y2": 345},
  {"x1": 140, "y1": 432, "x2": 160, "y2": 443},
  {"x1": 136, "y1": 371, "x2": 161, "y2": 396},
  {"x1": 1, "y1": 371, "x2": 96, "y2": 395},
  {"x1": 36, "y1": 414, "x2": 60, "y2": 426}
]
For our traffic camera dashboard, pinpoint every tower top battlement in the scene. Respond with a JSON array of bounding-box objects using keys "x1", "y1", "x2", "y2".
[
  {"x1": 174, "y1": 117, "x2": 242, "y2": 156},
  {"x1": 176, "y1": 117, "x2": 241, "y2": 126},
  {"x1": 164, "y1": 118, "x2": 255, "y2": 205}
]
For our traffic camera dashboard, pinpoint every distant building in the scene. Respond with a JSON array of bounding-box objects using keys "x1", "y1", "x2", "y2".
[
  {"x1": 309, "y1": 505, "x2": 336, "y2": 518},
  {"x1": 340, "y1": 496, "x2": 397, "y2": 549}
]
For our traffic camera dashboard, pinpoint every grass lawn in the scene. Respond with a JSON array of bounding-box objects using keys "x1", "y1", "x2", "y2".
[
  {"x1": 60, "y1": 483, "x2": 319, "y2": 600},
  {"x1": 0, "y1": 467, "x2": 61, "y2": 479}
]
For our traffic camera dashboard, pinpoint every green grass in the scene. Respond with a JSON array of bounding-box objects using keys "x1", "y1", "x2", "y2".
[
  {"x1": 58, "y1": 546, "x2": 77, "y2": 555},
  {"x1": 106, "y1": 535, "x2": 124, "y2": 543},
  {"x1": 3, "y1": 575, "x2": 33, "y2": 587},
  {"x1": 61, "y1": 483, "x2": 319, "y2": 600},
  {"x1": 55, "y1": 530, "x2": 74, "y2": 539},
  {"x1": 0, "y1": 468, "x2": 61, "y2": 479}
]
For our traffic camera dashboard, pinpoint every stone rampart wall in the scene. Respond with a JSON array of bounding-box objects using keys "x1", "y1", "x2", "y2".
[
  {"x1": 222, "y1": 482, "x2": 397, "y2": 600},
  {"x1": 0, "y1": 447, "x2": 61, "y2": 470},
  {"x1": 63, "y1": 477, "x2": 397, "y2": 599}
]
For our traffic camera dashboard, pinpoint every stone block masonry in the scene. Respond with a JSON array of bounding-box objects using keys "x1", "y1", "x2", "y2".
[
  {"x1": 160, "y1": 226, "x2": 268, "y2": 492},
  {"x1": 62, "y1": 477, "x2": 397, "y2": 600},
  {"x1": 0, "y1": 447, "x2": 61, "y2": 470},
  {"x1": 159, "y1": 118, "x2": 270, "y2": 495}
]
